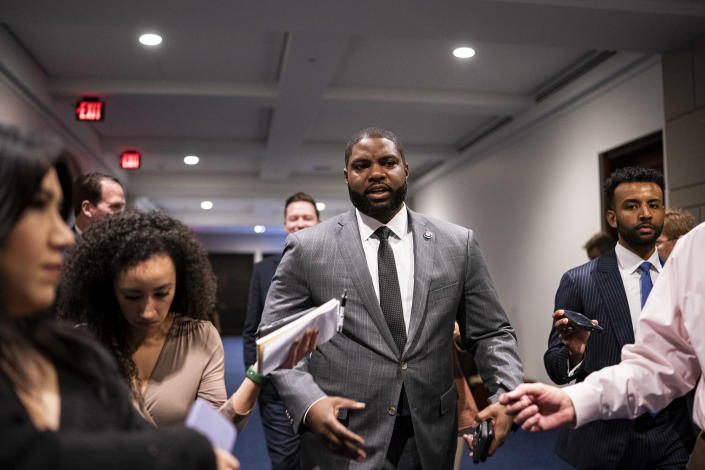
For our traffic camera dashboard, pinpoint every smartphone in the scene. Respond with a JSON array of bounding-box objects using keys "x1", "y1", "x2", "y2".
[
  {"x1": 472, "y1": 419, "x2": 494, "y2": 464},
  {"x1": 562, "y1": 309, "x2": 602, "y2": 332}
]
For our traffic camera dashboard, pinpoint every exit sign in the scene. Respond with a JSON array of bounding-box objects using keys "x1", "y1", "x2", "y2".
[
  {"x1": 120, "y1": 151, "x2": 141, "y2": 169},
  {"x1": 75, "y1": 98, "x2": 104, "y2": 121}
]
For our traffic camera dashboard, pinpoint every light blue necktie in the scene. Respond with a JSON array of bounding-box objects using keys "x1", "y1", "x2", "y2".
[{"x1": 640, "y1": 261, "x2": 653, "y2": 308}]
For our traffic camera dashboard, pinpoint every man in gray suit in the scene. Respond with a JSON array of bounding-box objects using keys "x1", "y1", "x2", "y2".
[{"x1": 260, "y1": 127, "x2": 524, "y2": 469}]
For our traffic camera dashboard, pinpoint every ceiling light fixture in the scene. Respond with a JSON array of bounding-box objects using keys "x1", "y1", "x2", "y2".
[
  {"x1": 200, "y1": 200, "x2": 213, "y2": 210},
  {"x1": 184, "y1": 155, "x2": 199, "y2": 165},
  {"x1": 316, "y1": 202, "x2": 326, "y2": 211},
  {"x1": 254, "y1": 225, "x2": 266, "y2": 234},
  {"x1": 139, "y1": 33, "x2": 163, "y2": 46},
  {"x1": 453, "y1": 46, "x2": 475, "y2": 59}
]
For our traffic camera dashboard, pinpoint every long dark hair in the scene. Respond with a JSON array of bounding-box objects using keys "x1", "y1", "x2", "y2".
[
  {"x1": 0, "y1": 123, "x2": 124, "y2": 403},
  {"x1": 58, "y1": 211, "x2": 217, "y2": 390}
]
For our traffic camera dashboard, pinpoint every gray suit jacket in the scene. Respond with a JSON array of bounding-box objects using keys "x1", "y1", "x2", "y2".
[{"x1": 261, "y1": 208, "x2": 523, "y2": 469}]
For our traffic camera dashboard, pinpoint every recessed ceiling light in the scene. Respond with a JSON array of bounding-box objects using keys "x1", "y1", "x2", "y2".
[
  {"x1": 254, "y1": 225, "x2": 266, "y2": 234},
  {"x1": 200, "y1": 200, "x2": 213, "y2": 210},
  {"x1": 453, "y1": 46, "x2": 475, "y2": 59},
  {"x1": 316, "y1": 202, "x2": 326, "y2": 211},
  {"x1": 139, "y1": 33, "x2": 162, "y2": 46},
  {"x1": 184, "y1": 155, "x2": 199, "y2": 165}
]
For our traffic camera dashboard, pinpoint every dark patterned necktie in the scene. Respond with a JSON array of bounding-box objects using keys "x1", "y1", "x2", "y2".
[{"x1": 375, "y1": 226, "x2": 407, "y2": 354}]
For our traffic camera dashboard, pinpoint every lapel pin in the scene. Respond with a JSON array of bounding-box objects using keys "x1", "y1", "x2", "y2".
[{"x1": 423, "y1": 231, "x2": 433, "y2": 239}]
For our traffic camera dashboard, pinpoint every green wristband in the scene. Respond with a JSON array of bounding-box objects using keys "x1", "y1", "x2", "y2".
[{"x1": 246, "y1": 365, "x2": 269, "y2": 386}]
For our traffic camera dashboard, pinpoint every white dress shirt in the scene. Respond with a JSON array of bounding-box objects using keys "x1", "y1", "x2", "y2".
[
  {"x1": 567, "y1": 222, "x2": 705, "y2": 430},
  {"x1": 355, "y1": 204, "x2": 415, "y2": 332},
  {"x1": 614, "y1": 241, "x2": 662, "y2": 332}
]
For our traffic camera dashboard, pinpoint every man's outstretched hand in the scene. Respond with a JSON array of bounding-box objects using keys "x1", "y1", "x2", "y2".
[
  {"x1": 499, "y1": 383, "x2": 577, "y2": 432},
  {"x1": 305, "y1": 396, "x2": 367, "y2": 461}
]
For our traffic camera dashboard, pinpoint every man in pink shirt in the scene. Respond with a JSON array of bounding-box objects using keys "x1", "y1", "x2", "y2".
[{"x1": 501, "y1": 221, "x2": 705, "y2": 469}]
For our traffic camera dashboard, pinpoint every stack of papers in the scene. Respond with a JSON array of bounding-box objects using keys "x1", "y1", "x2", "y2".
[{"x1": 256, "y1": 298, "x2": 344, "y2": 376}]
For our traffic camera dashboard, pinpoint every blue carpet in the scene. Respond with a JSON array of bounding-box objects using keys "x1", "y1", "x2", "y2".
[
  {"x1": 223, "y1": 337, "x2": 271, "y2": 468},
  {"x1": 223, "y1": 337, "x2": 572, "y2": 469}
]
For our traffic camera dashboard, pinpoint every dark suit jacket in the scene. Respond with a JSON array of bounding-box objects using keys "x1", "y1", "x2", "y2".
[
  {"x1": 261, "y1": 208, "x2": 523, "y2": 469},
  {"x1": 242, "y1": 254, "x2": 282, "y2": 369},
  {"x1": 544, "y1": 250, "x2": 691, "y2": 469}
]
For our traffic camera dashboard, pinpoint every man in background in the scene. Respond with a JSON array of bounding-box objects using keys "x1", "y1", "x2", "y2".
[
  {"x1": 72, "y1": 172, "x2": 125, "y2": 234},
  {"x1": 583, "y1": 231, "x2": 616, "y2": 260},
  {"x1": 242, "y1": 192, "x2": 320, "y2": 470},
  {"x1": 544, "y1": 167, "x2": 694, "y2": 469},
  {"x1": 656, "y1": 208, "x2": 697, "y2": 260}
]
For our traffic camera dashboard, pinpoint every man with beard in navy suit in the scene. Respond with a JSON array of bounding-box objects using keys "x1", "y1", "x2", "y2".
[{"x1": 544, "y1": 167, "x2": 695, "y2": 469}]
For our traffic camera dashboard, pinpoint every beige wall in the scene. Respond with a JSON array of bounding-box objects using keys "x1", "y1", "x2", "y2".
[{"x1": 663, "y1": 35, "x2": 705, "y2": 222}]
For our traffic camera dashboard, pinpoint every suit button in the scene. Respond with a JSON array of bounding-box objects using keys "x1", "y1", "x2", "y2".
[
  {"x1": 401, "y1": 362, "x2": 408, "y2": 371},
  {"x1": 388, "y1": 406, "x2": 397, "y2": 416}
]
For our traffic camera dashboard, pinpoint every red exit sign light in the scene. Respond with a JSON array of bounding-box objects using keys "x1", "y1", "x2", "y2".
[
  {"x1": 120, "y1": 151, "x2": 141, "y2": 169},
  {"x1": 75, "y1": 99, "x2": 104, "y2": 121}
]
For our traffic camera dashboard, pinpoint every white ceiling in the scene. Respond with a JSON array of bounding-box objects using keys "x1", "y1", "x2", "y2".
[{"x1": 2, "y1": 0, "x2": 705, "y2": 232}]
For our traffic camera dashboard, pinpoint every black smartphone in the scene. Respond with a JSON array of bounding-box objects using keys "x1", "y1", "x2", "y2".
[
  {"x1": 472, "y1": 419, "x2": 494, "y2": 464},
  {"x1": 562, "y1": 309, "x2": 603, "y2": 332}
]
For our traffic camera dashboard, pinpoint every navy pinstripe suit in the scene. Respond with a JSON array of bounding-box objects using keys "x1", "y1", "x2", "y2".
[{"x1": 544, "y1": 250, "x2": 694, "y2": 469}]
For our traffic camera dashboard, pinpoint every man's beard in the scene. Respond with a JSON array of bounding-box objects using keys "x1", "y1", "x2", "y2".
[
  {"x1": 617, "y1": 220, "x2": 662, "y2": 248},
  {"x1": 348, "y1": 180, "x2": 407, "y2": 220}
]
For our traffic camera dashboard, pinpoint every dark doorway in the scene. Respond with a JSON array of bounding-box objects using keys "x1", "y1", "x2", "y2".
[
  {"x1": 209, "y1": 253, "x2": 254, "y2": 336},
  {"x1": 599, "y1": 131, "x2": 664, "y2": 238}
]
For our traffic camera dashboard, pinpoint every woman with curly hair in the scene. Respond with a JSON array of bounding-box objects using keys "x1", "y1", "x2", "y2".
[
  {"x1": 0, "y1": 122, "x2": 238, "y2": 470},
  {"x1": 58, "y1": 210, "x2": 316, "y2": 429}
]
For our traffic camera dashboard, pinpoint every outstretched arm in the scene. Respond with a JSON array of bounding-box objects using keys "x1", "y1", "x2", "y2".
[
  {"x1": 458, "y1": 232, "x2": 523, "y2": 458},
  {"x1": 458, "y1": 232, "x2": 523, "y2": 402},
  {"x1": 221, "y1": 329, "x2": 319, "y2": 431},
  {"x1": 500, "y1": 383, "x2": 576, "y2": 432}
]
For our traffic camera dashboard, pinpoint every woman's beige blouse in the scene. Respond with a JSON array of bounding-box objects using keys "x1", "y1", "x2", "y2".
[{"x1": 140, "y1": 318, "x2": 249, "y2": 431}]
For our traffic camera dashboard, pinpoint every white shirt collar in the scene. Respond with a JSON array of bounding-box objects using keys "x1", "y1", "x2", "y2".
[
  {"x1": 355, "y1": 204, "x2": 409, "y2": 241},
  {"x1": 615, "y1": 241, "x2": 662, "y2": 274}
]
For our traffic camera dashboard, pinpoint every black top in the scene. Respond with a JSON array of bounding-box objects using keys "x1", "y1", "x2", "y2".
[{"x1": 0, "y1": 335, "x2": 216, "y2": 470}]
